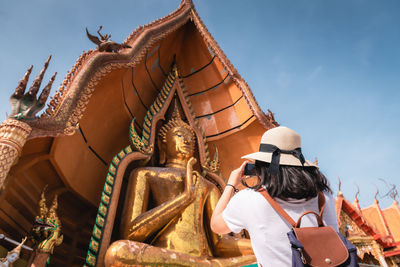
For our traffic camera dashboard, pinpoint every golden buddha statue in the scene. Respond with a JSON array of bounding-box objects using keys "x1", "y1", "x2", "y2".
[{"x1": 105, "y1": 106, "x2": 255, "y2": 266}]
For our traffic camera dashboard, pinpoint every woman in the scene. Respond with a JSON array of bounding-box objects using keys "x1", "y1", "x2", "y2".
[{"x1": 210, "y1": 126, "x2": 338, "y2": 266}]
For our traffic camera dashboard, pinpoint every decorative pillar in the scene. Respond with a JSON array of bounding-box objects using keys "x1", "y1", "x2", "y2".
[
  {"x1": 0, "y1": 56, "x2": 56, "y2": 192},
  {"x1": 371, "y1": 241, "x2": 388, "y2": 267},
  {"x1": 0, "y1": 118, "x2": 31, "y2": 190}
]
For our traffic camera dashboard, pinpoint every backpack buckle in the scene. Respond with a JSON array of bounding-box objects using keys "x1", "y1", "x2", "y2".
[{"x1": 297, "y1": 248, "x2": 307, "y2": 264}]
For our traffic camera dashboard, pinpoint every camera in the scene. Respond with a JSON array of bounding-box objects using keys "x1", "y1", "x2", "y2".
[{"x1": 244, "y1": 163, "x2": 257, "y2": 176}]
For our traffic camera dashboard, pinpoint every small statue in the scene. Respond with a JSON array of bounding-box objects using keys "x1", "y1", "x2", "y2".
[
  {"x1": 9, "y1": 56, "x2": 56, "y2": 120},
  {"x1": 0, "y1": 237, "x2": 27, "y2": 267},
  {"x1": 86, "y1": 26, "x2": 131, "y2": 53},
  {"x1": 105, "y1": 104, "x2": 255, "y2": 266},
  {"x1": 27, "y1": 188, "x2": 63, "y2": 266}
]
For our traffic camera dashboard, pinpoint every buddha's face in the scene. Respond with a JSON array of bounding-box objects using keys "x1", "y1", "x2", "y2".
[{"x1": 165, "y1": 126, "x2": 194, "y2": 161}]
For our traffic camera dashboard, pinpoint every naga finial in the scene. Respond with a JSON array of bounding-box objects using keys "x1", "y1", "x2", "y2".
[
  {"x1": 28, "y1": 56, "x2": 51, "y2": 97},
  {"x1": 48, "y1": 194, "x2": 60, "y2": 225},
  {"x1": 31, "y1": 187, "x2": 63, "y2": 257},
  {"x1": 337, "y1": 176, "x2": 343, "y2": 196},
  {"x1": 13, "y1": 65, "x2": 33, "y2": 99},
  {"x1": 355, "y1": 184, "x2": 360, "y2": 200},
  {"x1": 379, "y1": 178, "x2": 398, "y2": 202},
  {"x1": 9, "y1": 56, "x2": 57, "y2": 120},
  {"x1": 266, "y1": 109, "x2": 279, "y2": 126},
  {"x1": 38, "y1": 185, "x2": 48, "y2": 221},
  {"x1": 392, "y1": 187, "x2": 399, "y2": 202},
  {"x1": 374, "y1": 185, "x2": 380, "y2": 201}
]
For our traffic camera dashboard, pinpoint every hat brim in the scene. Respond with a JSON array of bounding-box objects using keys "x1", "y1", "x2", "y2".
[{"x1": 241, "y1": 152, "x2": 316, "y2": 167}]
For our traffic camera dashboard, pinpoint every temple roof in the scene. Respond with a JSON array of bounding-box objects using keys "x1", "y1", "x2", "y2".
[
  {"x1": 382, "y1": 201, "x2": 400, "y2": 243},
  {"x1": 361, "y1": 198, "x2": 392, "y2": 240},
  {"x1": 29, "y1": 0, "x2": 276, "y2": 139},
  {"x1": 336, "y1": 193, "x2": 400, "y2": 259},
  {"x1": 335, "y1": 194, "x2": 387, "y2": 246},
  {"x1": 14, "y1": 0, "x2": 278, "y2": 206},
  {"x1": 1, "y1": 1, "x2": 277, "y2": 265}
]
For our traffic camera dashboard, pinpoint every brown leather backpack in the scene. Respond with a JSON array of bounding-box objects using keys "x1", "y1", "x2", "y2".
[{"x1": 259, "y1": 189, "x2": 350, "y2": 267}]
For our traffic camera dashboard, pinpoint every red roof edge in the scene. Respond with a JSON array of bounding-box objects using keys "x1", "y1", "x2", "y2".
[{"x1": 338, "y1": 196, "x2": 395, "y2": 248}]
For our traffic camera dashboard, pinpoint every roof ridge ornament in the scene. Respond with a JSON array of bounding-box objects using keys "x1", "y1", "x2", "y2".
[
  {"x1": 9, "y1": 56, "x2": 56, "y2": 120},
  {"x1": 337, "y1": 176, "x2": 343, "y2": 197},
  {"x1": 379, "y1": 178, "x2": 398, "y2": 202},
  {"x1": 86, "y1": 26, "x2": 132, "y2": 53},
  {"x1": 355, "y1": 184, "x2": 360, "y2": 201},
  {"x1": 374, "y1": 185, "x2": 380, "y2": 203},
  {"x1": 180, "y1": 0, "x2": 194, "y2": 8}
]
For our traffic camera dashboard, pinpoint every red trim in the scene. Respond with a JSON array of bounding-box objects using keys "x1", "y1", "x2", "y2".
[
  {"x1": 384, "y1": 249, "x2": 400, "y2": 257},
  {"x1": 337, "y1": 197, "x2": 395, "y2": 248}
]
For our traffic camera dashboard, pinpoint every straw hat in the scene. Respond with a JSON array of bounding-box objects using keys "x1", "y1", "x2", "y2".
[{"x1": 242, "y1": 126, "x2": 316, "y2": 168}]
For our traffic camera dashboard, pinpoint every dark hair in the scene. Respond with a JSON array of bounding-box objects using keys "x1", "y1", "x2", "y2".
[{"x1": 243, "y1": 161, "x2": 332, "y2": 199}]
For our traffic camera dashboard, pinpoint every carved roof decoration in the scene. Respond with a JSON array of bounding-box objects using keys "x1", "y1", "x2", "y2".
[
  {"x1": 27, "y1": 0, "x2": 276, "y2": 139},
  {"x1": 362, "y1": 198, "x2": 393, "y2": 241},
  {"x1": 336, "y1": 192, "x2": 400, "y2": 260},
  {"x1": 362, "y1": 198, "x2": 400, "y2": 258},
  {"x1": 335, "y1": 193, "x2": 391, "y2": 248}
]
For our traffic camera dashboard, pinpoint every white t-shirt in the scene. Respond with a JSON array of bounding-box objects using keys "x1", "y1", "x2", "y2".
[{"x1": 222, "y1": 188, "x2": 339, "y2": 267}]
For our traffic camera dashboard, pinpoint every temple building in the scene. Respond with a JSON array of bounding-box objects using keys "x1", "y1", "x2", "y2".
[
  {"x1": 336, "y1": 189, "x2": 400, "y2": 266},
  {"x1": 0, "y1": 0, "x2": 398, "y2": 266},
  {"x1": 0, "y1": 0, "x2": 275, "y2": 266}
]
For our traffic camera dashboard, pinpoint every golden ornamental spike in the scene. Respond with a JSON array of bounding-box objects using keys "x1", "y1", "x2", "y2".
[
  {"x1": 13, "y1": 65, "x2": 33, "y2": 98},
  {"x1": 28, "y1": 55, "x2": 51, "y2": 97}
]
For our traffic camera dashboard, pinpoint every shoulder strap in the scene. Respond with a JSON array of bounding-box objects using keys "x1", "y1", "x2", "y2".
[
  {"x1": 317, "y1": 191, "x2": 326, "y2": 220},
  {"x1": 259, "y1": 189, "x2": 326, "y2": 228},
  {"x1": 258, "y1": 189, "x2": 296, "y2": 227}
]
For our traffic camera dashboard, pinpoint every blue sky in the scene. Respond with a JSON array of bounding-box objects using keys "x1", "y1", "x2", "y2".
[{"x1": 1, "y1": 0, "x2": 399, "y2": 208}]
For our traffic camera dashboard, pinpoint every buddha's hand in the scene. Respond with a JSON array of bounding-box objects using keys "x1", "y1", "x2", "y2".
[{"x1": 185, "y1": 157, "x2": 200, "y2": 201}]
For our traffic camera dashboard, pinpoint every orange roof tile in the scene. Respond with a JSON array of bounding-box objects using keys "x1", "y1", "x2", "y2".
[
  {"x1": 382, "y1": 200, "x2": 400, "y2": 243},
  {"x1": 336, "y1": 195, "x2": 393, "y2": 248},
  {"x1": 361, "y1": 198, "x2": 392, "y2": 239}
]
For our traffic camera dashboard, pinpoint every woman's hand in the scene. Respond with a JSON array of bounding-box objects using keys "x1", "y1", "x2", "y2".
[
  {"x1": 227, "y1": 160, "x2": 248, "y2": 188},
  {"x1": 211, "y1": 160, "x2": 249, "y2": 234}
]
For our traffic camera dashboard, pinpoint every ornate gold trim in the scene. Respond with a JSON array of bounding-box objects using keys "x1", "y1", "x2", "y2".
[{"x1": 0, "y1": 118, "x2": 32, "y2": 190}]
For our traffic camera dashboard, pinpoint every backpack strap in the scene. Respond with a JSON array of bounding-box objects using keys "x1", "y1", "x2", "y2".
[
  {"x1": 258, "y1": 189, "x2": 296, "y2": 227},
  {"x1": 317, "y1": 191, "x2": 326, "y2": 221},
  {"x1": 258, "y1": 189, "x2": 326, "y2": 228},
  {"x1": 295, "y1": 211, "x2": 324, "y2": 227}
]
